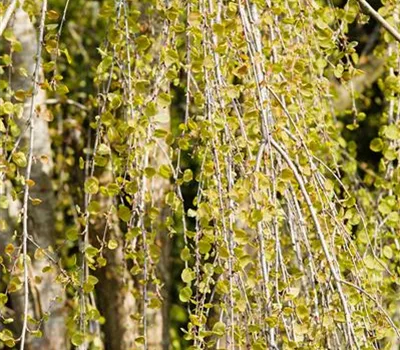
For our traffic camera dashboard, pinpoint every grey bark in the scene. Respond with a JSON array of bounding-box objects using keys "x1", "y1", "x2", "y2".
[
  {"x1": 91, "y1": 217, "x2": 137, "y2": 350},
  {"x1": 4, "y1": 8, "x2": 68, "y2": 350}
]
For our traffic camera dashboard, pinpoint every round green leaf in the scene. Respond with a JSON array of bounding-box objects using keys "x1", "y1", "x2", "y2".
[{"x1": 179, "y1": 286, "x2": 192, "y2": 302}]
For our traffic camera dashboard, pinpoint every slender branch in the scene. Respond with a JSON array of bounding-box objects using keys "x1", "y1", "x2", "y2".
[
  {"x1": 357, "y1": 0, "x2": 400, "y2": 43},
  {"x1": 57, "y1": 0, "x2": 70, "y2": 38},
  {"x1": 19, "y1": 1, "x2": 47, "y2": 349},
  {"x1": 0, "y1": 0, "x2": 19, "y2": 36},
  {"x1": 45, "y1": 98, "x2": 87, "y2": 110},
  {"x1": 138, "y1": 145, "x2": 150, "y2": 350},
  {"x1": 269, "y1": 138, "x2": 357, "y2": 346},
  {"x1": 339, "y1": 279, "x2": 400, "y2": 339}
]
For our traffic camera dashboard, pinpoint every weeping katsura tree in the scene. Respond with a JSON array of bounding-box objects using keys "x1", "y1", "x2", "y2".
[{"x1": 1, "y1": 0, "x2": 400, "y2": 348}]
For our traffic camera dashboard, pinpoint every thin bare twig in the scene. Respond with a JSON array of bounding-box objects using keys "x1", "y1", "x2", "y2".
[
  {"x1": 0, "y1": 0, "x2": 20, "y2": 37},
  {"x1": 19, "y1": 1, "x2": 47, "y2": 349},
  {"x1": 339, "y1": 279, "x2": 400, "y2": 339},
  {"x1": 45, "y1": 98, "x2": 87, "y2": 110},
  {"x1": 269, "y1": 138, "x2": 357, "y2": 346},
  {"x1": 357, "y1": 0, "x2": 400, "y2": 43}
]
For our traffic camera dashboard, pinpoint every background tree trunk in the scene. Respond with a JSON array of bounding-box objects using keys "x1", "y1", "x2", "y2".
[
  {"x1": 93, "y1": 226, "x2": 137, "y2": 350},
  {"x1": 91, "y1": 2, "x2": 172, "y2": 346},
  {"x1": 6, "y1": 8, "x2": 67, "y2": 350}
]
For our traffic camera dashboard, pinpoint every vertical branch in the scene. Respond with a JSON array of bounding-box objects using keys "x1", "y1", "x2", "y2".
[
  {"x1": 139, "y1": 147, "x2": 149, "y2": 349},
  {"x1": 20, "y1": 1, "x2": 47, "y2": 348},
  {"x1": 0, "y1": 0, "x2": 19, "y2": 36}
]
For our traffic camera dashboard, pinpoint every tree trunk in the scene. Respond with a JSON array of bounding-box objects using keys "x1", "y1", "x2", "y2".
[
  {"x1": 147, "y1": 107, "x2": 171, "y2": 350},
  {"x1": 7, "y1": 8, "x2": 67, "y2": 350},
  {"x1": 93, "y1": 227, "x2": 137, "y2": 350},
  {"x1": 91, "y1": 2, "x2": 172, "y2": 347}
]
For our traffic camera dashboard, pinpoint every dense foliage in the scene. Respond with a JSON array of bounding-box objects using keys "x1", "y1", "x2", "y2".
[{"x1": 1, "y1": 0, "x2": 400, "y2": 348}]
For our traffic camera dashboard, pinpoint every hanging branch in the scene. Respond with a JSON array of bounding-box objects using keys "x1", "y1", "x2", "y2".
[
  {"x1": 357, "y1": 0, "x2": 400, "y2": 42},
  {"x1": 19, "y1": 1, "x2": 47, "y2": 349},
  {"x1": 268, "y1": 138, "x2": 357, "y2": 346},
  {"x1": 0, "y1": 0, "x2": 19, "y2": 36},
  {"x1": 339, "y1": 279, "x2": 400, "y2": 338}
]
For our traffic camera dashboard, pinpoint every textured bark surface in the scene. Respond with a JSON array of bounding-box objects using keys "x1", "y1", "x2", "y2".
[
  {"x1": 148, "y1": 106, "x2": 171, "y2": 350},
  {"x1": 92, "y1": 218, "x2": 137, "y2": 350},
  {"x1": 158, "y1": 225, "x2": 171, "y2": 350},
  {"x1": 95, "y1": 255, "x2": 137, "y2": 349},
  {"x1": 8, "y1": 8, "x2": 67, "y2": 350}
]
